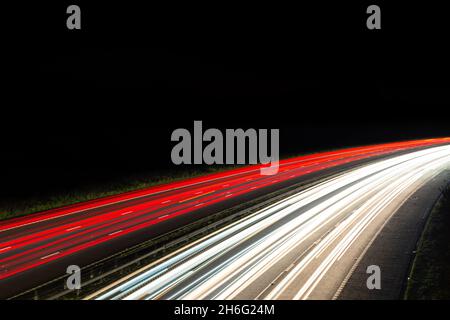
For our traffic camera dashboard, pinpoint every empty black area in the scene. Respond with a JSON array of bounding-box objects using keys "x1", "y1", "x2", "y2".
[{"x1": 2, "y1": 1, "x2": 449, "y2": 201}]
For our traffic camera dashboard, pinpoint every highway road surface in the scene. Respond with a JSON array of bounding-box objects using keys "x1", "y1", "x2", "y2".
[
  {"x1": 91, "y1": 144, "x2": 450, "y2": 300},
  {"x1": 0, "y1": 138, "x2": 449, "y2": 298}
]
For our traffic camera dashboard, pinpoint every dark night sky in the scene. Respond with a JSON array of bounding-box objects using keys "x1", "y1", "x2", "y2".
[{"x1": 2, "y1": 2, "x2": 449, "y2": 201}]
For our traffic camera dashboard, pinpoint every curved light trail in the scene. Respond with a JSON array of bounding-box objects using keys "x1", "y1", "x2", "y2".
[
  {"x1": 0, "y1": 138, "x2": 449, "y2": 295},
  {"x1": 93, "y1": 144, "x2": 450, "y2": 300}
]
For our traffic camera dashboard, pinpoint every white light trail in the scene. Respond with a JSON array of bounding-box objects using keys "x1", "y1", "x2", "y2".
[{"x1": 94, "y1": 145, "x2": 450, "y2": 300}]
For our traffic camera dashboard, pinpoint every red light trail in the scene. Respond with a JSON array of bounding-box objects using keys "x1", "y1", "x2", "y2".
[{"x1": 0, "y1": 138, "x2": 449, "y2": 283}]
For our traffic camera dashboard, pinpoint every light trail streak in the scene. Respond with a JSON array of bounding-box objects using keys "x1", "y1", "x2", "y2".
[
  {"x1": 1, "y1": 138, "x2": 449, "y2": 295},
  {"x1": 93, "y1": 145, "x2": 450, "y2": 300}
]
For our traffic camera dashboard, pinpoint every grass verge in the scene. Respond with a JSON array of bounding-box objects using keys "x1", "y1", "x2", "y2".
[
  {"x1": 0, "y1": 166, "x2": 239, "y2": 222},
  {"x1": 0, "y1": 145, "x2": 355, "y2": 222},
  {"x1": 405, "y1": 183, "x2": 450, "y2": 299}
]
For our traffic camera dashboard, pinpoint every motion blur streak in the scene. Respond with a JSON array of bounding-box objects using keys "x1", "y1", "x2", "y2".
[
  {"x1": 93, "y1": 145, "x2": 450, "y2": 300},
  {"x1": 0, "y1": 139, "x2": 449, "y2": 284}
]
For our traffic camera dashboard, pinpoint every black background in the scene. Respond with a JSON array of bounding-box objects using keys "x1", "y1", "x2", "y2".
[{"x1": 3, "y1": 1, "x2": 450, "y2": 203}]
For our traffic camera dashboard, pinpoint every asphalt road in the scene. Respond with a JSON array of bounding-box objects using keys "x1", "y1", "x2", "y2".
[
  {"x1": 336, "y1": 169, "x2": 450, "y2": 299},
  {"x1": 0, "y1": 138, "x2": 449, "y2": 298},
  {"x1": 91, "y1": 144, "x2": 450, "y2": 300}
]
